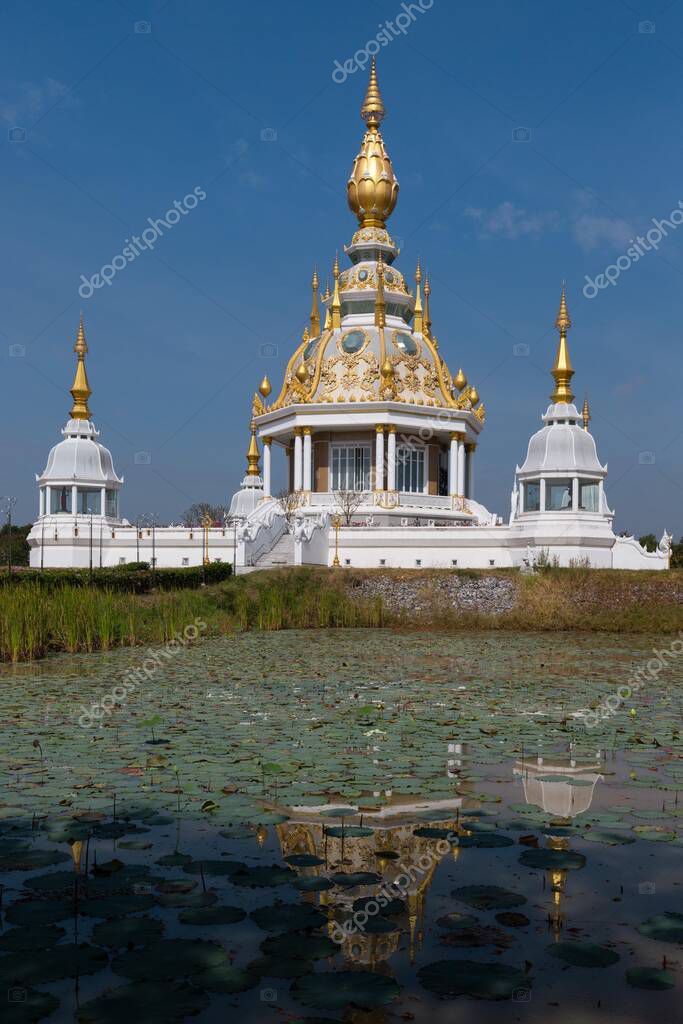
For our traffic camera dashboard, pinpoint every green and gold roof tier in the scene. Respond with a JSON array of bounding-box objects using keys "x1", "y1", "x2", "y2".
[{"x1": 252, "y1": 60, "x2": 484, "y2": 424}]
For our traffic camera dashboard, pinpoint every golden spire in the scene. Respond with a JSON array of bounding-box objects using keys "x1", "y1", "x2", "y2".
[
  {"x1": 69, "y1": 314, "x2": 92, "y2": 420},
  {"x1": 374, "y1": 250, "x2": 386, "y2": 327},
  {"x1": 331, "y1": 253, "x2": 342, "y2": 328},
  {"x1": 246, "y1": 421, "x2": 260, "y2": 476},
  {"x1": 309, "y1": 267, "x2": 320, "y2": 338},
  {"x1": 423, "y1": 274, "x2": 432, "y2": 338},
  {"x1": 582, "y1": 395, "x2": 591, "y2": 431},
  {"x1": 347, "y1": 60, "x2": 399, "y2": 228},
  {"x1": 413, "y1": 259, "x2": 423, "y2": 333},
  {"x1": 259, "y1": 374, "x2": 272, "y2": 398},
  {"x1": 551, "y1": 284, "x2": 575, "y2": 404}
]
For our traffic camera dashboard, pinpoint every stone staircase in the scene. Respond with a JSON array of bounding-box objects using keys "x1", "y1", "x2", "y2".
[{"x1": 252, "y1": 531, "x2": 295, "y2": 570}]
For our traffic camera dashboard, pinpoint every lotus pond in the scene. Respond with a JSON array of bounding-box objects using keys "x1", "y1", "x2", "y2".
[{"x1": 1, "y1": 628, "x2": 682, "y2": 1023}]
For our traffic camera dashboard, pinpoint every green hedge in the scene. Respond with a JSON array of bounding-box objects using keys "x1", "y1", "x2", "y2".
[{"x1": 2, "y1": 562, "x2": 232, "y2": 593}]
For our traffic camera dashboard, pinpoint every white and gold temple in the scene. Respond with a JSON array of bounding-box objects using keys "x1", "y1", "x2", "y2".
[{"x1": 28, "y1": 62, "x2": 670, "y2": 571}]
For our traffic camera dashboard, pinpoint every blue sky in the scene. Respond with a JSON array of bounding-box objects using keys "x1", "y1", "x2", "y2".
[{"x1": 1, "y1": 0, "x2": 682, "y2": 536}]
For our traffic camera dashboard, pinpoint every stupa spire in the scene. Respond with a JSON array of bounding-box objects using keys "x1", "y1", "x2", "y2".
[
  {"x1": 423, "y1": 274, "x2": 432, "y2": 338},
  {"x1": 309, "y1": 267, "x2": 320, "y2": 338},
  {"x1": 582, "y1": 395, "x2": 591, "y2": 431},
  {"x1": 69, "y1": 314, "x2": 92, "y2": 420},
  {"x1": 413, "y1": 259, "x2": 423, "y2": 333},
  {"x1": 550, "y1": 284, "x2": 575, "y2": 404},
  {"x1": 331, "y1": 253, "x2": 342, "y2": 328},
  {"x1": 246, "y1": 420, "x2": 260, "y2": 476},
  {"x1": 347, "y1": 60, "x2": 399, "y2": 228}
]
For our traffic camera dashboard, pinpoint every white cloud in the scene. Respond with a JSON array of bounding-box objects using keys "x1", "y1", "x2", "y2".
[
  {"x1": 572, "y1": 213, "x2": 633, "y2": 252},
  {"x1": 464, "y1": 201, "x2": 560, "y2": 240},
  {"x1": 0, "y1": 78, "x2": 77, "y2": 123}
]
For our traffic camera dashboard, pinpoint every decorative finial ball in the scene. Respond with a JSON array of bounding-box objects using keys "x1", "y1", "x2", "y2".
[
  {"x1": 295, "y1": 361, "x2": 308, "y2": 385},
  {"x1": 259, "y1": 375, "x2": 272, "y2": 398},
  {"x1": 469, "y1": 385, "x2": 480, "y2": 405},
  {"x1": 454, "y1": 368, "x2": 467, "y2": 391}
]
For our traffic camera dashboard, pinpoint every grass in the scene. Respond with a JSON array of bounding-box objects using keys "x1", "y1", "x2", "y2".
[{"x1": 0, "y1": 566, "x2": 680, "y2": 663}]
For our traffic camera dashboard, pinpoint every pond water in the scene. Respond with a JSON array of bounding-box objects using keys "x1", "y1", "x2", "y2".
[{"x1": 1, "y1": 629, "x2": 682, "y2": 1023}]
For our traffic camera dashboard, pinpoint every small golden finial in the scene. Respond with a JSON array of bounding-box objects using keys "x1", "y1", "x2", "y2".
[
  {"x1": 302, "y1": 325, "x2": 310, "y2": 343},
  {"x1": 380, "y1": 355, "x2": 395, "y2": 397},
  {"x1": 360, "y1": 57, "x2": 385, "y2": 129},
  {"x1": 413, "y1": 259, "x2": 423, "y2": 333},
  {"x1": 246, "y1": 421, "x2": 260, "y2": 476},
  {"x1": 259, "y1": 374, "x2": 272, "y2": 398},
  {"x1": 453, "y1": 368, "x2": 467, "y2": 392},
  {"x1": 582, "y1": 395, "x2": 591, "y2": 431},
  {"x1": 309, "y1": 267, "x2": 320, "y2": 338},
  {"x1": 374, "y1": 251, "x2": 386, "y2": 328},
  {"x1": 469, "y1": 385, "x2": 480, "y2": 405},
  {"x1": 331, "y1": 253, "x2": 342, "y2": 329},
  {"x1": 295, "y1": 360, "x2": 309, "y2": 385},
  {"x1": 69, "y1": 313, "x2": 92, "y2": 420},
  {"x1": 423, "y1": 274, "x2": 432, "y2": 338},
  {"x1": 551, "y1": 283, "x2": 575, "y2": 404}
]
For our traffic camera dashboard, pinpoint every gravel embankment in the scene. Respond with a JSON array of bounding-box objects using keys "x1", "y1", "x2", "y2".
[{"x1": 347, "y1": 573, "x2": 517, "y2": 616}]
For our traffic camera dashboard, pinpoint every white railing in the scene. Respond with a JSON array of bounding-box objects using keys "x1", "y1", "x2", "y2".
[{"x1": 237, "y1": 499, "x2": 287, "y2": 566}]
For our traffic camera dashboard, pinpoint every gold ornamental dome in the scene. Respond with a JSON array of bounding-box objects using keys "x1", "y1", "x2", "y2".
[{"x1": 347, "y1": 59, "x2": 399, "y2": 228}]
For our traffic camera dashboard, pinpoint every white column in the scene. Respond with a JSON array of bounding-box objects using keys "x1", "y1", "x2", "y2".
[
  {"x1": 303, "y1": 428, "x2": 312, "y2": 491},
  {"x1": 375, "y1": 426, "x2": 385, "y2": 490},
  {"x1": 387, "y1": 427, "x2": 396, "y2": 491},
  {"x1": 449, "y1": 433, "x2": 458, "y2": 496},
  {"x1": 598, "y1": 479, "x2": 604, "y2": 514},
  {"x1": 263, "y1": 438, "x2": 272, "y2": 496},
  {"x1": 39, "y1": 488, "x2": 44, "y2": 517},
  {"x1": 45, "y1": 485, "x2": 51, "y2": 517},
  {"x1": 71, "y1": 484, "x2": 78, "y2": 515},
  {"x1": 294, "y1": 429, "x2": 303, "y2": 491},
  {"x1": 100, "y1": 486, "x2": 106, "y2": 517},
  {"x1": 465, "y1": 443, "x2": 475, "y2": 499},
  {"x1": 572, "y1": 477, "x2": 579, "y2": 511},
  {"x1": 540, "y1": 478, "x2": 547, "y2": 511},
  {"x1": 457, "y1": 441, "x2": 466, "y2": 496}
]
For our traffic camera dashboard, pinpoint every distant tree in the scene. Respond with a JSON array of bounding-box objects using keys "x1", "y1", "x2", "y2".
[
  {"x1": 638, "y1": 533, "x2": 657, "y2": 553},
  {"x1": 182, "y1": 503, "x2": 229, "y2": 527},
  {"x1": 275, "y1": 489, "x2": 304, "y2": 531},
  {"x1": 334, "y1": 490, "x2": 364, "y2": 526},
  {"x1": 0, "y1": 523, "x2": 31, "y2": 568},
  {"x1": 672, "y1": 541, "x2": 683, "y2": 569}
]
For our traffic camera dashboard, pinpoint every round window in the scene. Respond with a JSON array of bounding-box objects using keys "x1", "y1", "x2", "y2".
[
  {"x1": 341, "y1": 330, "x2": 366, "y2": 354},
  {"x1": 358, "y1": 269, "x2": 368, "y2": 282},
  {"x1": 393, "y1": 331, "x2": 418, "y2": 356}
]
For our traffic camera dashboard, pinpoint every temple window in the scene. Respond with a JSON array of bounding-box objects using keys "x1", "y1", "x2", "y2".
[
  {"x1": 397, "y1": 446, "x2": 425, "y2": 493},
  {"x1": 331, "y1": 444, "x2": 371, "y2": 491},
  {"x1": 524, "y1": 481, "x2": 540, "y2": 512},
  {"x1": 77, "y1": 489, "x2": 101, "y2": 514},
  {"x1": 50, "y1": 486, "x2": 72, "y2": 514},
  {"x1": 579, "y1": 480, "x2": 599, "y2": 512},
  {"x1": 545, "y1": 479, "x2": 573, "y2": 511},
  {"x1": 105, "y1": 490, "x2": 118, "y2": 518}
]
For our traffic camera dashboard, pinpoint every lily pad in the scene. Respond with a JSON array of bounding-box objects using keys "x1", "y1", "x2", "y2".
[
  {"x1": 4, "y1": 988, "x2": 59, "y2": 1024},
  {"x1": 637, "y1": 912, "x2": 683, "y2": 943},
  {"x1": 178, "y1": 905, "x2": 246, "y2": 926},
  {"x1": 0, "y1": 943, "x2": 108, "y2": 987},
  {"x1": 451, "y1": 886, "x2": 527, "y2": 911},
  {"x1": 0, "y1": 924, "x2": 66, "y2": 952},
  {"x1": 191, "y1": 963, "x2": 259, "y2": 992},
  {"x1": 291, "y1": 971, "x2": 400, "y2": 1010},
  {"x1": 261, "y1": 932, "x2": 338, "y2": 960},
  {"x1": 251, "y1": 902, "x2": 327, "y2": 932},
  {"x1": 112, "y1": 938, "x2": 226, "y2": 981},
  {"x1": 231, "y1": 864, "x2": 297, "y2": 887},
  {"x1": 626, "y1": 966, "x2": 675, "y2": 990},
  {"x1": 77, "y1": 980, "x2": 210, "y2": 1023},
  {"x1": 91, "y1": 916, "x2": 164, "y2": 948},
  {"x1": 546, "y1": 941, "x2": 620, "y2": 967},
  {"x1": 519, "y1": 849, "x2": 586, "y2": 870},
  {"x1": 418, "y1": 959, "x2": 530, "y2": 1000}
]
